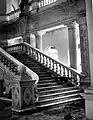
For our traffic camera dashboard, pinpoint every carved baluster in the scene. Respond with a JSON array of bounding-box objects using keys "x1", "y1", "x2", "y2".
[
  {"x1": 46, "y1": 57, "x2": 48, "y2": 67},
  {"x1": 49, "y1": 58, "x2": 51, "y2": 69},
  {"x1": 73, "y1": 72, "x2": 77, "y2": 86},
  {"x1": 67, "y1": 69, "x2": 69, "y2": 78},
  {"x1": 63, "y1": 67, "x2": 66, "y2": 76},
  {"x1": 31, "y1": 49, "x2": 34, "y2": 57},
  {"x1": 70, "y1": 71, "x2": 73, "y2": 78},
  {"x1": 56, "y1": 63, "x2": 58, "y2": 73},
  {"x1": 77, "y1": 75, "x2": 80, "y2": 86},
  {"x1": 35, "y1": 51, "x2": 38, "y2": 60},
  {"x1": 42, "y1": 54, "x2": 44, "y2": 64},
  {"x1": 37, "y1": 52, "x2": 39, "y2": 61},
  {"x1": 40, "y1": 54, "x2": 42, "y2": 63},
  {"x1": 59, "y1": 65, "x2": 62, "y2": 75},
  {"x1": 52, "y1": 61, "x2": 55, "y2": 71}
]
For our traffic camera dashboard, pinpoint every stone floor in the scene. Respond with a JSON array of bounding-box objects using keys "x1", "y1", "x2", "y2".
[{"x1": 0, "y1": 101, "x2": 86, "y2": 120}]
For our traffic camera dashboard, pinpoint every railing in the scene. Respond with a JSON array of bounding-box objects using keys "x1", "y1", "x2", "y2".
[
  {"x1": 7, "y1": 0, "x2": 63, "y2": 21},
  {"x1": 0, "y1": 47, "x2": 39, "y2": 84},
  {"x1": 39, "y1": 0, "x2": 57, "y2": 7},
  {"x1": 5, "y1": 42, "x2": 85, "y2": 86},
  {"x1": 7, "y1": 9, "x2": 20, "y2": 21}
]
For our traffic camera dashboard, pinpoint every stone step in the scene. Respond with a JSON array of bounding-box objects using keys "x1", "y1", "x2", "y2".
[
  {"x1": 39, "y1": 86, "x2": 78, "y2": 96},
  {"x1": 38, "y1": 79, "x2": 56, "y2": 84},
  {"x1": 39, "y1": 76, "x2": 54, "y2": 80},
  {"x1": 36, "y1": 96, "x2": 81, "y2": 108},
  {"x1": 38, "y1": 89, "x2": 79, "y2": 101},
  {"x1": 37, "y1": 73, "x2": 51, "y2": 77},
  {"x1": 36, "y1": 94, "x2": 80, "y2": 106},
  {"x1": 37, "y1": 82, "x2": 57, "y2": 87},
  {"x1": 37, "y1": 85, "x2": 63, "y2": 92}
]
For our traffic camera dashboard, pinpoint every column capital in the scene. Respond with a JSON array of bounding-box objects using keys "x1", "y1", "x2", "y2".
[
  {"x1": 66, "y1": 21, "x2": 76, "y2": 30},
  {"x1": 76, "y1": 16, "x2": 87, "y2": 25},
  {"x1": 36, "y1": 31, "x2": 46, "y2": 36},
  {"x1": 30, "y1": 33, "x2": 35, "y2": 38}
]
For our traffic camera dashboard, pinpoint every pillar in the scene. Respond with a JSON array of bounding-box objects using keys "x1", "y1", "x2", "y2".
[
  {"x1": 81, "y1": 0, "x2": 93, "y2": 119},
  {"x1": 67, "y1": 22, "x2": 77, "y2": 69},
  {"x1": 30, "y1": 34, "x2": 36, "y2": 48},
  {"x1": 12, "y1": 66, "x2": 36, "y2": 112},
  {"x1": 35, "y1": 31, "x2": 45, "y2": 51},
  {"x1": 77, "y1": 16, "x2": 90, "y2": 78}
]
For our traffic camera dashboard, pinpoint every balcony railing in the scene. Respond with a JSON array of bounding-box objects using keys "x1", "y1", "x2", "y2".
[
  {"x1": 7, "y1": 0, "x2": 66, "y2": 21},
  {"x1": 39, "y1": 0, "x2": 57, "y2": 7},
  {"x1": 5, "y1": 42, "x2": 85, "y2": 87}
]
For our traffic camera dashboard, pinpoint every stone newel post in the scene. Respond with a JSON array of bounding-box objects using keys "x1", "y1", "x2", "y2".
[{"x1": 12, "y1": 65, "x2": 36, "y2": 112}]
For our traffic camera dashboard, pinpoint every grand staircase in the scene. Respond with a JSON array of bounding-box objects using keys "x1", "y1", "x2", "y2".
[
  {"x1": 0, "y1": 42, "x2": 85, "y2": 110},
  {"x1": 10, "y1": 52, "x2": 83, "y2": 109}
]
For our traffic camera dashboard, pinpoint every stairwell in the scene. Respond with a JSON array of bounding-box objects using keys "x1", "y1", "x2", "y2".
[{"x1": 10, "y1": 52, "x2": 83, "y2": 109}]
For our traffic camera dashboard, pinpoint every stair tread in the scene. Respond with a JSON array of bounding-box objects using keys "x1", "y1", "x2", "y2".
[
  {"x1": 38, "y1": 82, "x2": 57, "y2": 86},
  {"x1": 39, "y1": 86, "x2": 78, "y2": 94},
  {"x1": 36, "y1": 97, "x2": 81, "y2": 108},
  {"x1": 39, "y1": 89, "x2": 79, "y2": 97},
  {"x1": 37, "y1": 93, "x2": 80, "y2": 103},
  {"x1": 37, "y1": 85, "x2": 63, "y2": 90},
  {"x1": 38, "y1": 79, "x2": 55, "y2": 83}
]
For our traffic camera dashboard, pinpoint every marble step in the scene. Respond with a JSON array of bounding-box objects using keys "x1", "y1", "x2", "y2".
[{"x1": 38, "y1": 89, "x2": 79, "y2": 101}]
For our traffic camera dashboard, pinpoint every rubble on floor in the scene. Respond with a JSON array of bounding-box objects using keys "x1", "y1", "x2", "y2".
[{"x1": 0, "y1": 102, "x2": 86, "y2": 120}]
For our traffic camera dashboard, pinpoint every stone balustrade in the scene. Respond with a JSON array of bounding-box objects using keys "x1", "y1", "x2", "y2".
[
  {"x1": 0, "y1": 47, "x2": 39, "y2": 112},
  {"x1": 5, "y1": 42, "x2": 85, "y2": 87}
]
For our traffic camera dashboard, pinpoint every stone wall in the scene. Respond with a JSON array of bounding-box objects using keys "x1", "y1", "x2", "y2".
[{"x1": 42, "y1": 27, "x2": 69, "y2": 65}]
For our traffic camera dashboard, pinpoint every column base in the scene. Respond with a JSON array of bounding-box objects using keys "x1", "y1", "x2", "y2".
[
  {"x1": 82, "y1": 87, "x2": 93, "y2": 119},
  {"x1": 12, "y1": 106, "x2": 36, "y2": 113},
  {"x1": 80, "y1": 77, "x2": 91, "y2": 89}
]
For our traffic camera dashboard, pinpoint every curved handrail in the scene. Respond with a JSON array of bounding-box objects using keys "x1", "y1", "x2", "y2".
[{"x1": 0, "y1": 47, "x2": 39, "y2": 84}]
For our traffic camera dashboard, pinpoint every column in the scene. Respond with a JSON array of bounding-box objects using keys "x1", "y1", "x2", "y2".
[
  {"x1": 30, "y1": 34, "x2": 36, "y2": 48},
  {"x1": 35, "y1": 31, "x2": 45, "y2": 51},
  {"x1": 67, "y1": 22, "x2": 77, "y2": 69},
  {"x1": 81, "y1": 0, "x2": 93, "y2": 119},
  {"x1": 77, "y1": 17, "x2": 90, "y2": 78},
  {"x1": 12, "y1": 66, "x2": 36, "y2": 112}
]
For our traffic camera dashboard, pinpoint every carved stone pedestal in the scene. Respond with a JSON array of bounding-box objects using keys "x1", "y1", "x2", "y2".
[
  {"x1": 82, "y1": 87, "x2": 93, "y2": 119},
  {"x1": 12, "y1": 79, "x2": 36, "y2": 112}
]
